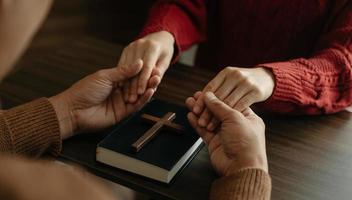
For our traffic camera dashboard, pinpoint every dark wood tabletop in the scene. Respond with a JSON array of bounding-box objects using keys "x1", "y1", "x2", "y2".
[{"x1": 1, "y1": 36, "x2": 352, "y2": 200}]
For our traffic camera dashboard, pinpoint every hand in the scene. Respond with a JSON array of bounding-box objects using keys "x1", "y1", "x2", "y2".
[
  {"x1": 118, "y1": 31, "x2": 175, "y2": 103},
  {"x1": 186, "y1": 92, "x2": 268, "y2": 176},
  {"x1": 49, "y1": 61, "x2": 154, "y2": 139},
  {"x1": 193, "y1": 67, "x2": 275, "y2": 131}
]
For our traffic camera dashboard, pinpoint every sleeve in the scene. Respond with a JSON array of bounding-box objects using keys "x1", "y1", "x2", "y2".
[
  {"x1": 259, "y1": 2, "x2": 352, "y2": 114},
  {"x1": 210, "y1": 168, "x2": 271, "y2": 200},
  {"x1": 0, "y1": 98, "x2": 61, "y2": 157},
  {"x1": 139, "y1": 0, "x2": 207, "y2": 62}
]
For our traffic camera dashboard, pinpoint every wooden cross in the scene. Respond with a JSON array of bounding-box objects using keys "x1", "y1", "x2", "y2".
[{"x1": 132, "y1": 112, "x2": 185, "y2": 152}]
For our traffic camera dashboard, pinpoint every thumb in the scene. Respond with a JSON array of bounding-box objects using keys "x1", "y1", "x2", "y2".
[
  {"x1": 203, "y1": 92, "x2": 242, "y2": 122},
  {"x1": 111, "y1": 59, "x2": 143, "y2": 82}
]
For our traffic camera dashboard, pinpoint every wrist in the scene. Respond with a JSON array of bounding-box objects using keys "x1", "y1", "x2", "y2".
[{"x1": 49, "y1": 93, "x2": 75, "y2": 140}]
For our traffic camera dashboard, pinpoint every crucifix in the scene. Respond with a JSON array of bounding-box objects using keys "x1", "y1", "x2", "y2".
[{"x1": 132, "y1": 112, "x2": 185, "y2": 152}]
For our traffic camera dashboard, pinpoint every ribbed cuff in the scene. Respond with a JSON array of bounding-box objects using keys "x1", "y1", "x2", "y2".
[
  {"x1": 257, "y1": 61, "x2": 323, "y2": 114},
  {"x1": 0, "y1": 98, "x2": 61, "y2": 157},
  {"x1": 210, "y1": 169, "x2": 271, "y2": 200}
]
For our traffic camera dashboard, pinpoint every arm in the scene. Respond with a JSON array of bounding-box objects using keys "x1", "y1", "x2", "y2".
[
  {"x1": 260, "y1": 2, "x2": 352, "y2": 114},
  {"x1": 0, "y1": 64, "x2": 153, "y2": 157},
  {"x1": 0, "y1": 0, "x2": 53, "y2": 80},
  {"x1": 0, "y1": 154, "x2": 115, "y2": 200},
  {"x1": 210, "y1": 169, "x2": 271, "y2": 200},
  {"x1": 0, "y1": 98, "x2": 61, "y2": 157}
]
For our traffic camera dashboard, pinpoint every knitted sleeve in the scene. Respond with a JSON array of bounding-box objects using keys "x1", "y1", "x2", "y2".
[
  {"x1": 259, "y1": 2, "x2": 352, "y2": 114},
  {"x1": 0, "y1": 98, "x2": 61, "y2": 157},
  {"x1": 210, "y1": 169, "x2": 271, "y2": 200}
]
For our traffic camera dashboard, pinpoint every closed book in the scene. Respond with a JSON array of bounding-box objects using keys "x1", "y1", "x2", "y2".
[{"x1": 96, "y1": 99, "x2": 203, "y2": 183}]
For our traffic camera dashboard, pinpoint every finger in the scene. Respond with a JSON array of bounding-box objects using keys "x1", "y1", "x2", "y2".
[
  {"x1": 138, "y1": 46, "x2": 160, "y2": 94},
  {"x1": 234, "y1": 91, "x2": 257, "y2": 112},
  {"x1": 206, "y1": 117, "x2": 220, "y2": 131},
  {"x1": 117, "y1": 47, "x2": 127, "y2": 66},
  {"x1": 223, "y1": 82, "x2": 251, "y2": 108},
  {"x1": 198, "y1": 108, "x2": 212, "y2": 127},
  {"x1": 129, "y1": 76, "x2": 139, "y2": 103},
  {"x1": 133, "y1": 88, "x2": 154, "y2": 111},
  {"x1": 147, "y1": 75, "x2": 161, "y2": 90},
  {"x1": 185, "y1": 97, "x2": 196, "y2": 111},
  {"x1": 112, "y1": 88, "x2": 126, "y2": 122},
  {"x1": 129, "y1": 46, "x2": 145, "y2": 102},
  {"x1": 110, "y1": 59, "x2": 143, "y2": 83},
  {"x1": 187, "y1": 112, "x2": 214, "y2": 145},
  {"x1": 153, "y1": 52, "x2": 172, "y2": 78},
  {"x1": 193, "y1": 73, "x2": 226, "y2": 115},
  {"x1": 123, "y1": 81, "x2": 130, "y2": 102},
  {"x1": 198, "y1": 76, "x2": 238, "y2": 128},
  {"x1": 213, "y1": 76, "x2": 237, "y2": 100},
  {"x1": 193, "y1": 91, "x2": 202, "y2": 100},
  {"x1": 204, "y1": 92, "x2": 243, "y2": 122}
]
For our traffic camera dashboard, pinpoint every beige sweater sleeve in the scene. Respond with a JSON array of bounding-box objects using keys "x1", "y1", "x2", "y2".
[
  {"x1": 210, "y1": 169, "x2": 272, "y2": 200},
  {"x1": 0, "y1": 98, "x2": 61, "y2": 156}
]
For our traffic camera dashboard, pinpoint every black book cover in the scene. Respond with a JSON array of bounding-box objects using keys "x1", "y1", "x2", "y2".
[{"x1": 97, "y1": 99, "x2": 202, "y2": 174}]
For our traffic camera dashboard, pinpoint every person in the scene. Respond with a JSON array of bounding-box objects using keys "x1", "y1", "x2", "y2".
[
  {"x1": 119, "y1": 0, "x2": 352, "y2": 131},
  {"x1": 0, "y1": 1, "x2": 271, "y2": 199}
]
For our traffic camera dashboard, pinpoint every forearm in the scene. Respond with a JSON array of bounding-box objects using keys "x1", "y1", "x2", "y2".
[
  {"x1": 0, "y1": 0, "x2": 53, "y2": 80},
  {"x1": 0, "y1": 98, "x2": 61, "y2": 157},
  {"x1": 0, "y1": 154, "x2": 115, "y2": 200},
  {"x1": 210, "y1": 168, "x2": 271, "y2": 200},
  {"x1": 259, "y1": 4, "x2": 352, "y2": 115},
  {"x1": 260, "y1": 48, "x2": 352, "y2": 114}
]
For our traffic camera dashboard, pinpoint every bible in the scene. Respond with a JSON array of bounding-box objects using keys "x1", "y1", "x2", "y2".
[{"x1": 96, "y1": 99, "x2": 203, "y2": 183}]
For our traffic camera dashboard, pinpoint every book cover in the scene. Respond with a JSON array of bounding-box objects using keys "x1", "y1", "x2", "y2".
[{"x1": 96, "y1": 99, "x2": 203, "y2": 183}]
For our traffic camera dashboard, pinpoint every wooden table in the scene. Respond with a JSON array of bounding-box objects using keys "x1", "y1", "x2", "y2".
[{"x1": 1, "y1": 36, "x2": 352, "y2": 200}]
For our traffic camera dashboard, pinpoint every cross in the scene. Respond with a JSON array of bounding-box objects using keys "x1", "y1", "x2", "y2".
[{"x1": 132, "y1": 112, "x2": 185, "y2": 152}]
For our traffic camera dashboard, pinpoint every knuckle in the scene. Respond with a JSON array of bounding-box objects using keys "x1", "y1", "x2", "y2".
[
  {"x1": 243, "y1": 79, "x2": 254, "y2": 87},
  {"x1": 224, "y1": 66, "x2": 233, "y2": 72},
  {"x1": 134, "y1": 39, "x2": 144, "y2": 46},
  {"x1": 146, "y1": 39, "x2": 159, "y2": 48},
  {"x1": 95, "y1": 70, "x2": 107, "y2": 78},
  {"x1": 204, "y1": 84, "x2": 214, "y2": 91}
]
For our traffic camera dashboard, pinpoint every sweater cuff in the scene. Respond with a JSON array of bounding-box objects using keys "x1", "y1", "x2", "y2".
[
  {"x1": 0, "y1": 98, "x2": 61, "y2": 157},
  {"x1": 258, "y1": 61, "x2": 320, "y2": 114},
  {"x1": 210, "y1": 169, "x2": 271, "y2": 200}
]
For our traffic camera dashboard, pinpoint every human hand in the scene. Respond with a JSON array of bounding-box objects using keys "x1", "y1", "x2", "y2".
[
  {"x1": 49, "y1": 60, "x2": 154, "y2": 139},
  {"x1": 118, "y1": 31, "x2": 175, "y2": 103},
  {"x1": 186, "y1": 92, "x2": 268, "y2": 176},
  {"x1": 193, "y1": 67, "x2": 275, "y2": 131}
]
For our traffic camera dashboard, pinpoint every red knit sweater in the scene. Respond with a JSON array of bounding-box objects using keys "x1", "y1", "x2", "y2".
[{"x1": 140, "y1": 0, "x2": 352, "y2": 115}]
